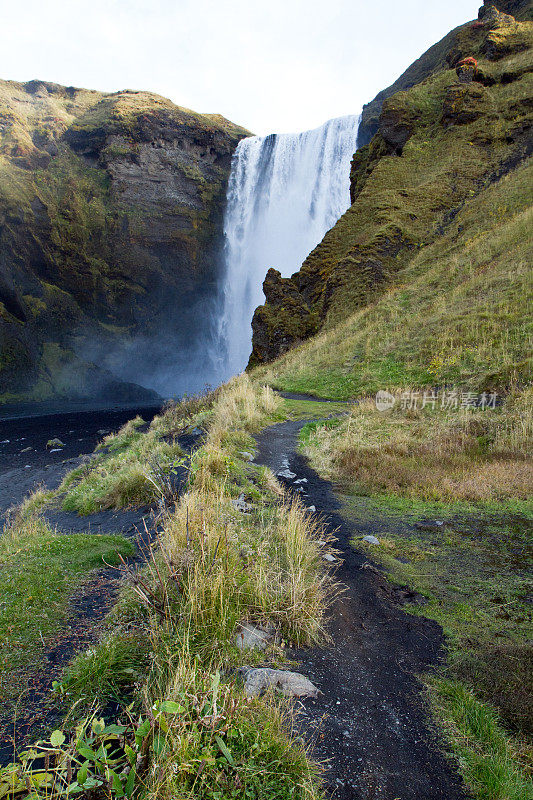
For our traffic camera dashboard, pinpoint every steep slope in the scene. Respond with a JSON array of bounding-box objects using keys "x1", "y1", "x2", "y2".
[
  {"x1": 0, "y1": 80, "x2": 248, "y2": 404},
  {"x1": 250, "y1": 4, "x2": 532, "y2": 395},
  {"x1": 357, "y1": 0, "x2": 533, "y2": 147}
]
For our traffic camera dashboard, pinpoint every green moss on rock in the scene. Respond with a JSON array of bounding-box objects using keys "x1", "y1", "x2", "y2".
[{"x1": 250, "y1": 13, "x2": 533, "y2": 368}]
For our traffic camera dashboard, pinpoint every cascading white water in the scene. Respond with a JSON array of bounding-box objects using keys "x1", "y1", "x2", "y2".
[{"x1": 217, "y1": 114, "x2": 360, "y2": 378}]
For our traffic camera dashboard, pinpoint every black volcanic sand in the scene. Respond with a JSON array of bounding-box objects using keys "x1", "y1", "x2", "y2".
[
  {"x1": 0, "y1": 403, "x2": 162, "y2": 516},
  {"x1": 0, "y1": 402, "x2": 184, "y2": 764},
  {"x1": 255, "y1": 418, "x2": 468, "y2": 800}
]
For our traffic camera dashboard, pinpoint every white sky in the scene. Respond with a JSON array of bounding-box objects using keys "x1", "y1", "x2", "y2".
[{"x1": 1, "y1": 0, "x2": 481, "y2": 135}]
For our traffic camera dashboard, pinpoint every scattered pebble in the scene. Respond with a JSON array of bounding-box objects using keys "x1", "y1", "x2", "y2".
[
  {"x1": 277, "y1": 468, "x2": 296, "y2": 480},
  {"x1": 323, "y1": 553, "x2": 337, "y2": 562},
  {"x1": 293, "y1": 478, "x2": 308, "y2": 484},
  {"x1": 231, "y1": 493, "x2": 252, "y2": 513},
  {"x1": 415, "y1": 520, "x2": 444, "y2": 531}
]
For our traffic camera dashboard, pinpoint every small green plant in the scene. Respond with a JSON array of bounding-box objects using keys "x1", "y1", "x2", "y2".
[{"x1": 0, "y1": 700, "x2": 190, "y2": 800}]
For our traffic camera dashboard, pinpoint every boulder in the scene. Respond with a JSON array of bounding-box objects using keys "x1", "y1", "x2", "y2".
[
  {"x1": 456, "y1": 57, "x2": 479, "y2": 83},
  {"x1": 379, "y1": 96, "x2": 417, "y2": 154},
  {"x1": 478, "y1": 4, "x2": 516, "y2": 27},
  {"x1": 230, "y1": 493, "x2": 252, "y2": 513},
  {"x1": 240, "y1": 667, "x2": 320, "y2": 699}
]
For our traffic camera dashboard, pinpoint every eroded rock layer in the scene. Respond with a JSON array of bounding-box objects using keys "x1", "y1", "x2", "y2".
[{"x1": 0, "y1": 80, "x2": 248, "y2": 403}]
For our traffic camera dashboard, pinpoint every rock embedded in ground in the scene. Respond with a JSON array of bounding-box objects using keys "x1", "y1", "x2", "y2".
[
  {"x1": 46, "y1": 438, "x2": 65, "y2": 449},
  {"x1": 235, "y1": 623, "x2": 272, "y2": 651},
  {"x1": 363, "y1": 535, "x2": 381, "y2": 545},
  {"x1": 415, "y1": 521, "x2": 444, "y2": 532},
  {"x1": 241, "y1": 667, "x2": 319, "y2": 699},
  {"x1": 230, "y1": 493, "x2": 252, "y2": 513},
  {"x1": 239, "y1": 451, "x2": 255, "y2": 462}
]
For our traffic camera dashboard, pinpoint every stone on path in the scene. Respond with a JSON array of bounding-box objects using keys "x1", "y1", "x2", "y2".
[
  {"x1": 231, "y1": 493, "x2": 252, "y2": 513},
  {"x1": 241, "y1": 667, "x2": 319, "y2": 699},
  {"x1": 46, "y1": 438, "x2": 65, "y2": 449}
]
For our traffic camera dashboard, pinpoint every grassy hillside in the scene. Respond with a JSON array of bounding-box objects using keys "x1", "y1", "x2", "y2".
[
  {"x1": 257, "y1": 156, "x2": 532, "y2": 399},
  {"x1": 250, "y1": 8, "x2": 532, "y2": 388}
]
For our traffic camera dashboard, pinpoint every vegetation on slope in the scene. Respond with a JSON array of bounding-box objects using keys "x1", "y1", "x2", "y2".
[
  {"x1": 1, "y1": 379, "x2": 333, "y2": 799},
  {"x1": 257, "y1": 143, "x2": 532, "y2": 399},
  {"x1": 250, "y1": 9, "x2": 533, "y2": 376}
]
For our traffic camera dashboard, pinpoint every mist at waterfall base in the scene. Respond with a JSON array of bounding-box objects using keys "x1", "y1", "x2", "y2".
[
  {"x1": 80, "y1": 114, "x2": 360, "y2": 402},
  {"x1": 217, "y1": 114, "x2": 360, "y2": 379}
]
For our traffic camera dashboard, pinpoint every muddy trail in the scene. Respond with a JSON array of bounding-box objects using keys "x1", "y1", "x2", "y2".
[
  {"x1": 0, "y1": 403, "x2": 197, "y2": 764},
  {"x1": 255, "y1": 417, "x2": 469, "y2": 800}
]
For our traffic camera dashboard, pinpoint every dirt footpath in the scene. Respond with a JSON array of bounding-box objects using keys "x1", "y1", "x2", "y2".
[{"x1": 255, "y1": 418, "x2": 469, "y2": 800}]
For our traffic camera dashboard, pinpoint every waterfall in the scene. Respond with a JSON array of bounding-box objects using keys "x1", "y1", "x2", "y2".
[{"x1": 217, "y1": 114, "x2": 361, "y2": 378}]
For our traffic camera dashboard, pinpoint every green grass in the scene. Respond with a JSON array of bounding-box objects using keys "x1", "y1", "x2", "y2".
[
  {"x1": 60, "y1": 417, "x2": 184, "y2": 515},
  {"x1": 280, "y1": 397, "x2": 350, "y2": 419},
  {"x1": 0, "y1": 514, "x2": 134, "y2": 707},
  {"x1": 431, "y1": 679, "x2": 532, "y2": 800},
  {"x1": 340, "y1": 489, "x2": 533, "y2": 798}
]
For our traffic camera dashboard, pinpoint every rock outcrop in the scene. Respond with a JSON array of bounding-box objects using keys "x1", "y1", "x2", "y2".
[
  {"x1": 356, "y1": 1, "x2": 532, "y2": 148},
  {"x1": 0, "y1": 80, "x2": 248, "y2": 403},
  {"x1": 250, "y1": 4, "x2": 533, "y2": 367}
]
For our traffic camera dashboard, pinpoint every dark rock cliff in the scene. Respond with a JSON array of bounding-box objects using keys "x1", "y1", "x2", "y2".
[
  {"x1": 249, "y1": 3, "x2": 533, "y2": 367},
  {"x1": 356, "y1": 0, "x2": 533, "y2": 148},
  {"x1": 0, "y1": 80, "x2": 248, "y2": 403}
]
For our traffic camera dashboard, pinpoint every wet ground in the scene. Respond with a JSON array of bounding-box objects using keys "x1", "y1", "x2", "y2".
[{"x1": 0, "y1": 403, "x2": 162, "y2": 516}]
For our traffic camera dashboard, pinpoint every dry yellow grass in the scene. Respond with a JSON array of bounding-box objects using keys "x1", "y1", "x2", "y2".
[{"x1": 302, "y1": 389, "x2": 533, "y2": 502}]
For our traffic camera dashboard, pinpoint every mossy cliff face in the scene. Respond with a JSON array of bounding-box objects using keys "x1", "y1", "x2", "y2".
[
  {"x1": 250, "y1": 4, "x2": 533, "y2": 367},
  {"x1": 357, "y1": 0, "x2": 532, "y2": 147},
  {"x1": 0, "y1": 80, "x2": 248, "y2": 403}
]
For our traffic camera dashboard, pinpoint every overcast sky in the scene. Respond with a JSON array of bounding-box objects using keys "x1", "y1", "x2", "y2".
[{"x1": 1, "y1": 0, "x2": 481, "y2": 135}]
